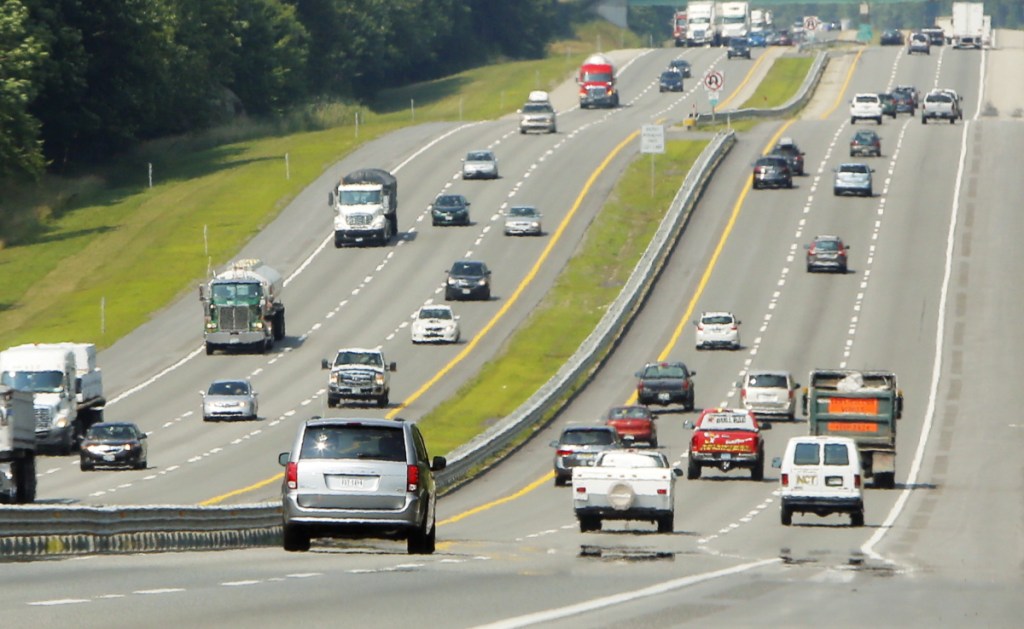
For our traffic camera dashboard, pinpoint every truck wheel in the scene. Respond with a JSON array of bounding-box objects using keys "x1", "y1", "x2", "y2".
[
  {"x1": 781, "y1": 505, "x2": 793, "y2": 526},
  {"x1": 334, "y1": 235, "x2": 344, "y2": 248},
  {"x1": 850, "y1": 510, "x2": 865, "y2": 527},
  {"x1": 388, "y1": 215, "x2": 398, "y2": 239},
  {"x1": 273, "y1": 309, "x2": 286, "y2": 341},
  {"x1": 282, "y1": 524, "x2": 310, "y2": 552},
  {"x1": 686, "y1": 458, "x2": 701, "y2": 480},
  {"x1": 922, "y1": 116, "x2": 928, "y2": 125},
  {"x1": 685, "y1": 393, "x2": 695, "y2": 412},
  {"x1": 377, "y1": 391, "x2": 389, "y2": 408},
  {"x1": 205, "y1": 343, "x2": 215, "y2": 355},
  {"x1": 15, "y1": 457, "x2": 37, "y2": 503},
  {"x1": 657, "y1": 514, "x2": 674, "y2": 534},
  {"x1": 554, "y1": 474, "x2": 567, "y2": 487},
  {"x1": 579, "y1": 516, "x2": 600, "y2": 533}
]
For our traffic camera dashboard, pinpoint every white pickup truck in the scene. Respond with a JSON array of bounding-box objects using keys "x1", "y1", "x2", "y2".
[{"x1": 572, "y1": 449, "x2": 682, "y2": 533}]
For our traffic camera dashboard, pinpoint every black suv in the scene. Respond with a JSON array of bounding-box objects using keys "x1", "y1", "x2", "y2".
[
  {"x1": 771, "y1": 138, "x2": 805, "y2": 175},
  {"x1": 279, "y1": 417, "x2": 446, "y2": 554},
  {"x1": 752, "y1": 155, "x2": 793, "y2": 189},
  {"x1": 431, "y1": 194, "x2": 471, "y2": 226},
  {"x1": 635, "y1": 361, "x2": 696, "y2": 410},
  {"x1": 445, "y1": 260, "x2": 491, "y2": 301}
]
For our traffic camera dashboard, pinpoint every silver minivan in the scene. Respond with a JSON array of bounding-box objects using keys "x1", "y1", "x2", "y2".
[
  {"x1": 737, "y1": 370, "x2": 799, "y2": 419},
  {"x1": 279, "y1": 417, "x2": 446, "y2": 554}
]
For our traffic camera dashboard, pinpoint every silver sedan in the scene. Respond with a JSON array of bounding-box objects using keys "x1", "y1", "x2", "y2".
[
  {"x1": 201, "y1": 379, "x2": 258, "y2": 421},
  {"x1": 504, "y1": 206, "x2": 543, "y2": 236}
]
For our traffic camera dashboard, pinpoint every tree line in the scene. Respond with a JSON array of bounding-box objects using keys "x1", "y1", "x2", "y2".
[{"x1": 0, "y1": 0, "x2": 565, "y2": 180}]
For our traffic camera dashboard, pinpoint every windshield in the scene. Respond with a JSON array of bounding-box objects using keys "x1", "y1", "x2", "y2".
[
  {"x1": 522, "y1": 103, "x2": 551, "y2": 113},
  {"x1": 599, "y1": 452, "x2": 666, "y2": 468},
  {"x1": 701, "y1": 314, "x2": 735, "y2": 325},
  {"x1": 466, "y1": 152, "x2": 493, "y2": 162},
  {"x1": 561, "y1": 429, "x2": 615, "y2": 446},
  {"x1": 335, "y1": 351, "x2": 383, "y2": 367},
  {"x1": 88, "y1": 424, "x2": 137, "y2": 440},
  {"x1": 419, "y1": 308, "x2": 452, "y2": 320},
  {"x1": 690, "y1": 17, "x2": 710, "y2": 25},
  {"x1": 723, "y1": 17, "x2": 746, "y2": 25},
  {"x1": 451, "y1": 262, "x2": 483, "y2": 276},
  {"x1": 211, "y1": 281, "x2": 261, "y2": 306},
  {"x1": 435, "y1": 195, "x2": 464, "y2": 208},
  {"x1": 581, "y1": 71, "x2": 613, "y2": 83},
  {"x1": 509, "y1": 207, "x2": 537, "y2": 217},
  {"x1": 339, "y1": 189, "x2": 382, "y2": 205},
  {"x1": 208, "y1": 381, "x2": 250, "y2": 396},
  {"x1": 840, "y1": 165, "x2": 869, "y2": 174},
  {"x1": 1, "y1": 370, "x2": 64, "y2": 393}
]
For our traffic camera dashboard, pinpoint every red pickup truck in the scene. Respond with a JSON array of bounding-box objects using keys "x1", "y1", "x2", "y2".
[{"x1": 686, "y1": 408, "x2": 770, "y2": 480}]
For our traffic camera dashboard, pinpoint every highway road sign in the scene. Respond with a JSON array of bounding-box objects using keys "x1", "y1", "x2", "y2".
[
  {"x1": 640, "y1": 124, "x2": 665, "y2": 154},
  {"x1": 803, "y1": 16, "x2": 821, "y2": 32},
  {"x1": 703, "y1": 70, "x2": 724, "y2": 93}
]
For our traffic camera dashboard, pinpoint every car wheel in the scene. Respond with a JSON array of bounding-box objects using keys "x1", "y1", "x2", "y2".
[
  {"x1": 949, "y1": 117, "x2": 955, "y2": 125},
  {"x1": 874, "y1": 472, "x2": 895, "y2": 489},
  {"x1": 686, "y1": 458, "x2": 701, "y2": 480},
  {"x1": 408, "y1": 514, "x2": 436, "y2": 554},
  {"x1": 134, "y1": 458, "x2": 147, "y2": 470},
  {"x1": 781, "y1": 505, "x2": 793, "y2": 526},
  {"x1": 850, "y1": 117, "x2": 856, "y2": 125},
  {"x1": 282, "y1": 524, "x2": 311, "y2": 552},
  {"x1": 833, "y1": 188, "x2": 840, "y2": 196},
  {"x1": 686, "y1": 393, "x2": 695, "y2": 412},
  {"x1": 481, "y1": 288, "x2": 491, "y2": 301},
  {"x1": 205, "y1": 343, "x2": 215, "y2": 356},
  {"x1": 839, "y1": 264, "x2": 848, "y2": 274},
  {"x1": 444, "y1": 289, "x2": 454, "y2": 301},
  {"x1": 579, "y1": 516, "x2": 601, "y2": 532},
  {"x1": 657, "y1": 513, "x2": 674, "y2": 534},
  {"x1": 850, "y1": 510, "x2": 865, "y2": 527},
  {"x1": 806, "y1": 264, "x2": 814, "y2": 273},
  {"x1": 554, "y1": 474, "x2": 567, "y2": 487},
  {"x1": 80, "y1": 460, "x2": 93, "y2": 472},
  {"x1": 922, "y1": 116, "x2": 928, "y2": 124},
  {"x1": 876, "y1": 117, "x2": 882, "y2": 125},
  {"x1": 649, "y1": 436, "x2": 659, "y2": 449}
]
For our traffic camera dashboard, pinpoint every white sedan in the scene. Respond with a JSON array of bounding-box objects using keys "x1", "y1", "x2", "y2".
[
  {"x1": 694, "y1": 311, "x2": 741, "y2": 350},
  {"x1": 410, "y1": 305, "x2": 460, "y2": 344}
]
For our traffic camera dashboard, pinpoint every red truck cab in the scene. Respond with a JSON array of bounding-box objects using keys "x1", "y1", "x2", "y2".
[
  {"x1": 577, "y1": 54, "x2": 619, "y2": 109},
  {"x1": 686, "y1": 408, "x2": 770, "y2": 480}
]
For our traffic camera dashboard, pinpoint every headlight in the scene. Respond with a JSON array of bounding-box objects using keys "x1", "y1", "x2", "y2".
[
  {"x1": 477, "y1": 279, "x2": 487, "y2": 286},
  {"x1": 55, "y1": 414, "x2": 70, "y2": 428},
  {"x1": 124, "y1": 443, "x2": 133, "y2": 451},
  {"x1": 206, "y1": 322, "x2": 217, "y2": 331},
  {"x1": 447, "y1": 277, "x2": 457, "y2": 285},
  {"x1": 254, "y1": 321, "x2": 264, "y2": 330},
  {"x1": 375, "y1": 373, "x2": 385, "y2": 386}
]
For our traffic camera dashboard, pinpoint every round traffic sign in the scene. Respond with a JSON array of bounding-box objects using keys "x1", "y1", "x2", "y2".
[
  {"x1": 803, "y1": 16, "x2": 820, "y2": 32},
  {"x1": 703, "y1": 70, "x2": 724, "y2": 92}
]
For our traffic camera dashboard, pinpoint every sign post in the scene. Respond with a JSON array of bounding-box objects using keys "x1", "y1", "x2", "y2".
[
  {"x1": 703, "y1": 70, "x2": 724, "y2": 122},
  {"x1": 640, "y1": 124, "x2": 665, "y2": 196}
]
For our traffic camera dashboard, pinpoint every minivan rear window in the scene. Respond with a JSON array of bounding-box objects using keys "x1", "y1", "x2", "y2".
[
  {"x1": 300, "y1": 425, "x2": 405, "y2": 462},
  {"x1": 748, "y1": 374, "x2": 787, "y2": 388}
]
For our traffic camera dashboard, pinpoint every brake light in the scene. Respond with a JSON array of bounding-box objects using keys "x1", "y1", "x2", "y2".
[
  {"x1": 407, "y1": 464, "x2": 420, "y2": 492},
  {"x1": 740, "y1": 388, "x2": 747, "y2": 399},
  {"x1": 854, "y1": 474, "x2": 862, "y2": 489},
  {"x1": 556, "y1": 448, "x2": 572, "y2": 457},
  {"x1": 781, "y1": 473, "x2": 789, "y2": 486},
  {"x1": 788, "y1": 388, "x2": 795, "y2": 399},
  {"x1": 730, "y1": 324, "x2": 738, "y2": 330},
  {"x1": 286, "y1": 462, "x2": 298, "y2": 490},
  {"x1": 576, "y1": 485, "x2": 586, "y2": 493},
  {"x1": 657, "y1": 488, "x2": 668, "y2": 495}
]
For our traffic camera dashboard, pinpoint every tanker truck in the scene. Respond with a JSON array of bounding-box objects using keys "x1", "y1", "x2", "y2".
[
  {"x1": 200, "y1": 258, "x2": 286, "y2": 355},
  {"x1": 328, "y1": 168, "x2": 398, "y2": 247},
  {"x1": 0, "y1": 343, "x2": 105, "y2": 455},
  {"x1": 0, "y1": 385, "x2": 37, "y2": 502}
]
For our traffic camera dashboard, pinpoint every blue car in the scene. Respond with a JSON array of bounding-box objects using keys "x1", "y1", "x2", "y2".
[{"x1": 748, "y1": 31, "x2": 767, "y2": 47}]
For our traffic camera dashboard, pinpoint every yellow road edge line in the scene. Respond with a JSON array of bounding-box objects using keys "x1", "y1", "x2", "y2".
[
  {"x1": 822, "y1": 48, "x2": 864, "y2": 120},
  {"x1": 202, "y1": 131, "x2": 640, "y2": 505},
  {"x1": 716, "y1": 52, "x2": 769, "y2": 110},
  {"x1": 438, "y1": 472, "x2": 554, "y2": 527}
]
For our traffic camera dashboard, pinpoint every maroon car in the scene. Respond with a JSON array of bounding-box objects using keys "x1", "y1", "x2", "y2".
[{"x1": 604, "y1": 405, "x2": 658, "y2": 447}]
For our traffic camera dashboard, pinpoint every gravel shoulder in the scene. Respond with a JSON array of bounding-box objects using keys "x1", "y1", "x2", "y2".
[{"x1": 982, "y1": 29, "x2": 1024, "y2": 119}]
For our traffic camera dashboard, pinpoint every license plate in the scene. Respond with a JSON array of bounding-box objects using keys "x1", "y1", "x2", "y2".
[
  {"x1": 721, "y1": 453, "x2": 732, "y2": 460},
  {"x1": 576, "y1": 453, "x2": 595, "y2": 461},
  {"x1": 103, "y1": 454, "x2": 116, "y2": 462},
  {"x1": 326, "y1": 475, "x2": 375, "y2": 490},
  {"x1": 462, "y1": 289, "x2": 471, "y2": 294},
  {"x1": 355, "y1": 237, "x2": 364, "y2": 242},
  {"x1": 658, "y1": 392, "x2": 670, "y2": 401}
]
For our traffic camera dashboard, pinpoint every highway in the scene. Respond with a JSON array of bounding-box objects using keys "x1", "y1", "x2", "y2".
[{"x1": 4, "y1": 37, "x2": 1022, "y2": 628}]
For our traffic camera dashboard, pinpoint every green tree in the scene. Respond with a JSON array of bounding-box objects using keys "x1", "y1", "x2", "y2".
[{"x1": 0, "y1": 0, "x2": 45, "y2": 179}]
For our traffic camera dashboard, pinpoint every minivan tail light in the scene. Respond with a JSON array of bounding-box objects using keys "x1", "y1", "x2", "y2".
[
  {"x1": 407, "y1": 464, "x2": 420, "y2": 492},
  {"x1": 781, "y1": 473, "x2": 789, "y2": 487},
  {"x1": 556, "y1": 448, "x2": 573, "y2": 457},
  {"x1": 286, "y1": 462, "x2": 298, "y2": 490},
  {"x1": 854, "y1": 474, "x2": 862, "y2": 489}
]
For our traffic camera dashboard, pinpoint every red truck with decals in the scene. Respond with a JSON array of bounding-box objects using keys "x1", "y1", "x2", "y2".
[
  {"x1": 686, "y1": 408, "x2": 769, "y2": 480},
  {"x1": 576, "y1": 54, "x2": 619, "y2": 109},
  {"x1": 673, "y1": 11, "x2": 688, "y2": 47}
]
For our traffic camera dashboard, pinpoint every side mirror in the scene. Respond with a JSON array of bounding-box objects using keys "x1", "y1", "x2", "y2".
[
  {"x1": 516, "y1": 109, "x2": 522, "y2": 114},
  {"x1": 321, "y1": 359, "x2": 330, "y2": 370},
  {"x1": 327, "y1": 191, "x2": 334, "y2": 206},
  {"x1": 683, "y1": 420, "x2": 694, "y2": 429},
  {"x1": 803, "y1": 244, "x2": 810, "y2": 249},
  {"x1": 760, "y1": 421, "x2": 773, "y2": 430},
  {"x1": 673, "y1": 468, "x2": 684, "y2": 477},
  {"x1": 278, "y1": 452, "x2": 290, "y2": 466},
  {"x1": 431, "y1": 456, "x2": 447, "y2": 472},
  {"x1": 199, "y1": 390, "x2": 205, "y2": 397},
  {"x1": 690, "y1": 370, "x2": 696, "y2": 377},
  {"x1": 634, "y1": 371, "x2": 643, "y2": 378},
  {"x1": 139, "y1": 433, "x2": 148, "y2": 440},
  {"x1": 771, "y1": 457, "x2": 782, "y2": 469},
  {"x1": 388, "y1": 362, "x2": 397, "y2": 372},
  {"x1": 737, "y1": 320, "x2": 742, "y2": 325},
  {"x1": 793, "y1": 382, "x2": 801, "y2": 389}
]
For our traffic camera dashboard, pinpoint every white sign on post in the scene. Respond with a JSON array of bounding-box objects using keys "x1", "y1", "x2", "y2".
[
  {"x1": 703, "y1": 70, "x2": 724, "y2": 93},
  {"x1": 641, "y1": 124, "x2": 665, "y2": 154},
  {"x1": 803, "y1": 16, "x2": 821, "y2": 32}
]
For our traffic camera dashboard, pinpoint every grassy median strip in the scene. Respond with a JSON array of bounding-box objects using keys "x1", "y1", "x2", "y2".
[
  {"x1": 419, "y1": 141, "x2": 708, "y2": 456},
  {"x1": 0, "y1": 21, "x2": 641, "y2": 349},
  {"x1": 738, "y1": 55, "x2": 815, "y2": 110}
]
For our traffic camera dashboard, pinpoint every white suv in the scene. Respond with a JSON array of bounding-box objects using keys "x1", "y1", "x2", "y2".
[
  {"x1": 694, "y1": 311, "x2": 741, "y2": 350},
  {"x1": 774, "y1": 436, "x2": 864, "y2": 526},
  {"x1": 850, "y1": 93, "x2": 883, "y2": 125},
  {"x1": 737, "y1": 370, "x2": 799, "y2": 419}
]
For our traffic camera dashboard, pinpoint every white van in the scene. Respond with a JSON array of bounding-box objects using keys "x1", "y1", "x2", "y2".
[{"x1": 773, "y1": 436, "x2": 864, "y2": 526}]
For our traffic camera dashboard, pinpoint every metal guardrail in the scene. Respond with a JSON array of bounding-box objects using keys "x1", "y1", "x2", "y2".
[
  {"x1": 692, "y1": 50, "x2": 830, "y2": 127},
  {"x1": 0, "y1": 46, "x2": 831, "y2": 557}
]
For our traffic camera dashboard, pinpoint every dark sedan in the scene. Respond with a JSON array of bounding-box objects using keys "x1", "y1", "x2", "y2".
[
  {"x1": 752, "y1": 155, "x2": 793, "y2": 189},
  {"x1": 880, "y1": 29, "x2": 904, "y2": 46},
  {"x1": 668, "y1": 58, "x2": 692, "y2": 78},
  {"x1": 850, "y1": 130, "x2": 882, "y2": 157},
  {"x1": 659, "y1": 70, "x2": 684, "y2": 92},
  {"x1": 445, "y1": 259, "x2": 491, "y2": 301},
  {"x1": 80, "y1": 422, "x2": 148, "y2": 471},
  {"x1": 431, "y1": 193, "x2": 471, "y2": 226}
]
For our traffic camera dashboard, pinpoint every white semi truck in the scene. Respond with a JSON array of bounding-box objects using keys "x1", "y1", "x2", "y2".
[
  {"x1": 719, "y1": 2, "x2": 751, "y2": 41},
  {"x1": 951, "y1": 2, "x2": 988, "y2": 49},
  {"x1": 328, "y1": 168, "x2": 398, "y2": 247},
  {"x1": 685, "y1": 1, "x2": 720, "y2": 47},
  {"x1": 0, "y1": 343, "x2": 105, "y2": 455},
  {"x1": 0, "y1": 386, "x2": 37, "y2": 502},
  {"x1": 750, "y1": 8, "x2": 772, "y2": 33},
  {"x1": 200, "y1": 258, "x2": 286, "y2": 355}
]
